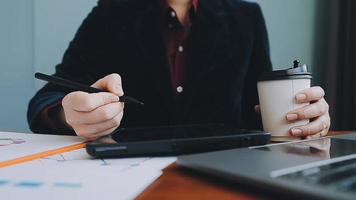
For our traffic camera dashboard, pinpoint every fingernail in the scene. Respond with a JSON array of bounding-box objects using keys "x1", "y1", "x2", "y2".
[
  {"x1": 291, "y1": 128, "x2": 302, "y2": 136},
  {"x1": 286, "y1": 114, "x2": 298, "y2": 121},
  {"x1": 111, "y1": 96, "x2": 120, "y2": 103},
  {"x1": 296, "y1": 94, "x2": 307, "y2": 102}
]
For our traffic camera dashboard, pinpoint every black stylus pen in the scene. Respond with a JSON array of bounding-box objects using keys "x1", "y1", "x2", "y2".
[{"x1": 35, "y1": 72, "x2": 144, "y2": 105}]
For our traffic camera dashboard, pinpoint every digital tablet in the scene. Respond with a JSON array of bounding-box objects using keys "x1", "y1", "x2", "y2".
[{"x1": 86, "y1": 124, "x2": 270, "y2": 158}]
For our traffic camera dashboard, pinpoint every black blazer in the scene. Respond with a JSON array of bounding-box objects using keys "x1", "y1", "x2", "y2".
[{"x1": 28, "y1": 0, "x2": 272, "y2": 135}]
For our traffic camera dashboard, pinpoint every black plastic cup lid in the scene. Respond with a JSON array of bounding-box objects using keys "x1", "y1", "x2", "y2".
[{"x1": 259, "y1": 60, "x2": 312, "y2": 81}]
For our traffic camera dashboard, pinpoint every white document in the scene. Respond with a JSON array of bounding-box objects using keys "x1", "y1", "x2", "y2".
[
  {"x1": 0, "y1": 132, "x2": 85, "y2": 163},
  {"x1": 0, "y1": 149, "x2": 177, "y2": 200},
  {"x1": 43, "y1": 149, "x2": 177, "y2": 170}
]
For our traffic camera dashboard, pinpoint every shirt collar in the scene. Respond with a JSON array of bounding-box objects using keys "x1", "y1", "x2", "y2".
[
  {"x1": 191, "y1": 0, "x2": 199, "y2": 13},
  {"x1": 161, "y1": 0, "x2": 199, "y2": 13}
]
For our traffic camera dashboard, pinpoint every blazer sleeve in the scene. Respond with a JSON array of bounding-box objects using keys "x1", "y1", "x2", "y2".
[
  {"x1": 241, "y1": 3, "x2": 273, "y2": 129},
  {"x1": 27, "y1": 1, "x2": 113, "y2": 134}
]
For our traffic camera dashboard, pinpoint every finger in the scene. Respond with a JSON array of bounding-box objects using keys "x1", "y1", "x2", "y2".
[
  {"x1": 92, "y1": 126, "x2": 119, "y2": 139},
  {"x1": 290, "y1": 115, "x2": 330, "y2": 137},
  {"x1": 63, "y1": 91, "x2": 119, "y2": 112},
  {"x1": 254, "y1": 105, "x2": 261, "y2": 113},
  {"x1": 306, "y1": 129, "x2": 329, "y2": 139},
  {"x1": 286, "y1": 98, "x2": 329, "y2": 121},
  {"x1": 67, "y1": 102, "x2": 124, "y2": 125},
  {"x1": 92, "y1": 73, "x2": 124, "y2": 96},
  {"x1": 74, "y1": 111, "x2": 123, "y2": 139},
  {"x1": 92, "y1": 111, "x2": 124, "y2": 137},
  {"x1": 62, "y1": 91, "x2": 90, "y2": 110},
  {"x1": 74, "y1": 92, "x2": 120, "y2": 112},
  {"x1": 295, "y1": 86, "x2": 325, "y2": 103}
]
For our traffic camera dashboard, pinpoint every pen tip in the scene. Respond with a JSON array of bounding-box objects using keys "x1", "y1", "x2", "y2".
[
  {"x1": 133, "y1": 99, "x2": 145, "y2": 105},
  {"x1": 120, "y1": 96, "x2": 144, "y2": 105}
]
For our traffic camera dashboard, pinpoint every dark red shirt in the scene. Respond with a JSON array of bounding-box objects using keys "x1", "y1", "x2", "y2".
[{"x1": 161, "y1": 0, "x2": 199, "y2": 110}]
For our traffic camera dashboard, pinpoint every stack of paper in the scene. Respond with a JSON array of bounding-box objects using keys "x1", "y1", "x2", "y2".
[{"x1": 0, "y1": 132, "x2": 177, "y2": 200}]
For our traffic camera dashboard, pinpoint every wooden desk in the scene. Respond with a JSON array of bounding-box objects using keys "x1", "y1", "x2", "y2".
[{"x1": 136, "y1": 131, "x2": 353, "y2": 200}]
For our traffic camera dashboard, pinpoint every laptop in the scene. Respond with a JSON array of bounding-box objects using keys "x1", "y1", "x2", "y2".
[
  {"x1": 177, "y1": 133, "x2": 356, "y2": 200},
  {"x1": 86, "y1": 124, "x2": 270, "y2": 158}
]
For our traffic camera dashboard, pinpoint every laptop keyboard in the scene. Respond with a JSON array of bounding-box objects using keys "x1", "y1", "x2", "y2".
[{"x1": 277, "y1": 157, "x2": 356, "y2": 193}]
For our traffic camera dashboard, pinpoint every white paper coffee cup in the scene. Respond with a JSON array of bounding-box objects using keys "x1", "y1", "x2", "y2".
[{"x1": 257, "y1": 61, "x2": 312, "y2": 141}]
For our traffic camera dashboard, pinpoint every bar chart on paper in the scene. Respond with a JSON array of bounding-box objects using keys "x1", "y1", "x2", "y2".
[{"x1": 0, "y1": 163, "x2": 152, "y2": 192}]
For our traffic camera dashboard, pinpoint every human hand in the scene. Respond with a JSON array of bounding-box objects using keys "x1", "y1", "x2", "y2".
[
  {"x1": 61, "y1": 74, "x2": 124, "y2": 140},
  {"x1": 285, "y1": 86, "x2": 330, "y2": 139}
]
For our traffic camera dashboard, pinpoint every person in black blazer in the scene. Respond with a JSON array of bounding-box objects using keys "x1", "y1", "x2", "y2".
[{"x1": 27, "y1": 0, "x2": 330, "y2": 140}]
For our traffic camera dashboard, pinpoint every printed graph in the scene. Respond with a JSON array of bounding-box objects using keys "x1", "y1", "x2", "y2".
[
  {"x1": 41, "y1": 149, "x2": 154, "y2": 172},
  {"x1": 0, "y1": 138, "x2": 26, "y2": 147}
]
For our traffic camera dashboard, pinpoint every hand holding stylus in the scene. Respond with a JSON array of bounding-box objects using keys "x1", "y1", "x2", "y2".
[{"x1": 61, "y1": 74, "x2": 125, "y2": 140}]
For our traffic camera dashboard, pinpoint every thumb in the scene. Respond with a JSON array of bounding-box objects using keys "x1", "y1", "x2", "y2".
[{"x1": 92, "y1": 73, "x2": 124, "y2": 96}]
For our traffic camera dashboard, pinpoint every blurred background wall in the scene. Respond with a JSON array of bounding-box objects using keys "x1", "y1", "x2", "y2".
[
  {"x1": 0, "y1": 0, "x2": 96, "y2": 132},
  {"x1": 0, "y1": 0, "x2": 326, "y2": 133}
]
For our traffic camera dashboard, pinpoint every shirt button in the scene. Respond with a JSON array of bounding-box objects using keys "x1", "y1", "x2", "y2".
[
  {"x1": 177, "y1": 86, "x2": 183, "y2": 93},
  {"x1": 170, "y1": 11, "x2": 176, "y2": 18},
  {"x1": 178, "y1": 45, "x2": 184, "y2": 52},
  {"x1": 168, "y1": 23, "x2": 173, "y2": 29}
]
